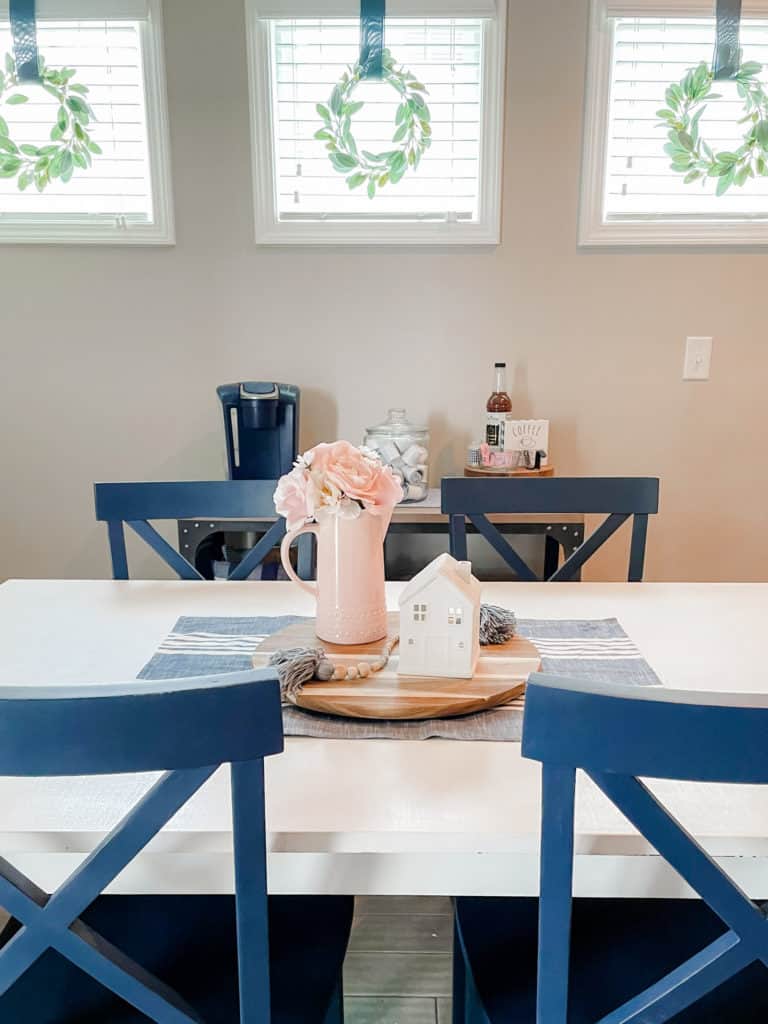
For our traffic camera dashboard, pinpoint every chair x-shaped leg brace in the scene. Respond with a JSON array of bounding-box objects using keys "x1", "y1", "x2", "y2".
[
  {"x1": 590, "y1": 771, "x2": 768, "y2": 1024},
  {"x1": 0, "y1": 766, "x2": 217, "y2": 1024}
]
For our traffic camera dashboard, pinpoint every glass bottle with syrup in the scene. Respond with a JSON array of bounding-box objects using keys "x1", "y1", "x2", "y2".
[{"x1": 485, "y1": 362, "x2": 512, "y2": 448}]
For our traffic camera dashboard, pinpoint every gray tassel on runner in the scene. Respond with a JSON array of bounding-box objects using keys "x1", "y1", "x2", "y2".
[
  {"x1": 479, "y1": 604, "x2": 517, "y2": 646},
  {"x1": 268, "y1": 647, "x2": 334, "y2": 701}
]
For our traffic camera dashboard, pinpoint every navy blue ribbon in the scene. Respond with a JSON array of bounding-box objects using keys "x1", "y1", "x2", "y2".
[
  {"x1": 10, "y1": 0, "x2": 40, "y2": 82},
  {"x1": 360, "y1": 0, "x2": 385, "y2": 80},
  {"x1": 712, "y1": 0, "x2": 742, "y2": 80}
]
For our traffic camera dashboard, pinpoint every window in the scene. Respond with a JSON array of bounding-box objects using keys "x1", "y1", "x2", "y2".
[
  {"x1": 0, "y1": 0, "x2": 173, "y2": 243},
  {"x1": 581, "y1": 0, "x2": 768, "y2": 244},
  {"x1": 413, "y1": 603, "x2": 427, "y2": 622},
  {"x1": 246, "y1": 0, "x2": 506, "y2": 244}
]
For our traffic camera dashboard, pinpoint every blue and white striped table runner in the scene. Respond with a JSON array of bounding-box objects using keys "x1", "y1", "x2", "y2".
[{"x1": 139, "y1": 617, "x2": 660, "y2": 742}]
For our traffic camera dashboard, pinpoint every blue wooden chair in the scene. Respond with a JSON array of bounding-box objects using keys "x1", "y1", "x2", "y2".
[
  {"x1": 453, "y1": 676, "x2": 768, "y2": 1023},
  {"x1": 0, "y1": 669, "x2": 353, "y2": 1022},
  {"x1": 442, "y1": 477, "x2": 659, "y2": 581},
  {"x1": 94, "y1": 480, "x2": 313, "y2": 581}
]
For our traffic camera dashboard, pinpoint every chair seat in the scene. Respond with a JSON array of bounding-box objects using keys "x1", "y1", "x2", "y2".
[
  {"x1": 455, "y1": 897, "x2": 768, "y2": 1023},
  {"x1": 0, "y1": 893, "x2": 354, "y2": 1023}
]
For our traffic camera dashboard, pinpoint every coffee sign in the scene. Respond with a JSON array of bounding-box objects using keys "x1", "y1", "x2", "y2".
[{"x1": 503, "y1": 419, "x2": 549, "y2": 464}]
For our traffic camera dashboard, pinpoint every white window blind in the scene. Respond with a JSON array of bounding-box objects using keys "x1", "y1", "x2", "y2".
[
  {"x1": 606, "y1": 16, "x2": 768, "y2": 219},
  {"x1": 0, "y1": 0, "x2": 172, "y2": 243},
  {"x1": 271, "y1": 18, "x2": 483, "y2": 220}
]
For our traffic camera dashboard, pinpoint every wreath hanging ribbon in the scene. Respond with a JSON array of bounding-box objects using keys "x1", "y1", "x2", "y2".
[
  {"x1": 316, "y1": 0, "x2": 432, "y2": 197},
  {"x1": 657, "y1": 0, "x2": 768, "y2": 194},
  {"x1": 359, "y1": 0, "x2": 385, "y2": 80},
  {"x1": 712, "y1": 0, "x2": 741, "y2": 80},
  {"x1": 10, "y1": 0, "x2": 40, "y2": 82}
]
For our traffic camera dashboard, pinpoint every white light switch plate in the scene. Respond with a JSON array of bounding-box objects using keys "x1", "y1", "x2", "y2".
[{"x1": 683, "y1": 336, "x2": 712, "y2": 380}]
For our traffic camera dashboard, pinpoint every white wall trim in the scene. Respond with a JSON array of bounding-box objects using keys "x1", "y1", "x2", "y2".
[
  {"x1": 605, "y1": 0, "x2": 768, "y2": 17},
  {"x1": 253, "y1": 0, "x2": 497, "y2": 16},
  {"x1": 0, "y1": 0, "x2": 149, "y2": 18},
  {"x1": 140, "y1": 0, "x2": 175, "y2": 246},
  {"x1": 245, "y1": 0, "x2": 506, "y2": 247},
  {"x1": 0, "y1": 0, "x2": 175, "y2": 246},
  {"x1": 578, "y1": 0, "x2": 768, "y2": 247}
]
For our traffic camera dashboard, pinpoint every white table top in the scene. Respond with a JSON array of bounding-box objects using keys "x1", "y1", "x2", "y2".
[{"x1": 1, "y1": 579, "x2": 768, "y2": 899}]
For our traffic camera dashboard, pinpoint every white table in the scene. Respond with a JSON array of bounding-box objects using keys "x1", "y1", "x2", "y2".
[{"x1": 1, "y1": 579, "x2": 768, "y2": 900}]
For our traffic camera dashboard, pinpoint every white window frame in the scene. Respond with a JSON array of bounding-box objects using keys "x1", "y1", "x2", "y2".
[
  {"x1": 0, "y1": 0, "x2": 174, "y2": 245},
  {"x1": 245, "y1": 0, "x2": 506, "y2": 245},
  {"x1": 580, "y1": 0, "x2": 768, "y2": 246}
]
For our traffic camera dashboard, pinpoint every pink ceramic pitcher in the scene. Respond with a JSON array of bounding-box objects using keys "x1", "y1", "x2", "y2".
[{"x1": 280, "y1": 509, "x2": 391, "y2": 644}]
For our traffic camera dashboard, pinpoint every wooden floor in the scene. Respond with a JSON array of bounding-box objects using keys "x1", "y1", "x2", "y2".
[
  {"x1": 0, "y1": 898, "x2": 455, "y2": 1022},
  {"x1": 344, "y1": 897, "x2": 453, "y2": 1024}
]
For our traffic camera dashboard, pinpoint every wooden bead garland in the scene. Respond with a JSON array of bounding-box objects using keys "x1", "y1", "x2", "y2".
[{"x1": 269, "y1": 634, "x2": 399, "y2": 701}]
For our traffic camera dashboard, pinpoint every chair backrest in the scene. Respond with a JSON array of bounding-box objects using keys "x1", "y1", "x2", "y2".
[
  {"x1": 441, "y1": 476, "x2": 659, "y2": 581},
  {"x1": 0, "y1": 669, "x2": 283, "y2": 1022},
  {"x1": 522, "y1": 674, "x2": 768, "y2": 1024},
  {"x1": 94, "y1": 480, "x2": 292, "y2": 581}
]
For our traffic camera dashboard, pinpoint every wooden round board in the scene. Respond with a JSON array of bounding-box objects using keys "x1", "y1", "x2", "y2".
[{"x1": 253, "y1": 613, "x2": 541, "y2": 720}]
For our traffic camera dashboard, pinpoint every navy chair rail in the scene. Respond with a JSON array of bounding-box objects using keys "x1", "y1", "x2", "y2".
[
  {"x1": 94, "y1": 479, "x2": 314, "y2": 582},
  {"x1": 442, "y1": 476, "x2": 659, "y2": 582}
]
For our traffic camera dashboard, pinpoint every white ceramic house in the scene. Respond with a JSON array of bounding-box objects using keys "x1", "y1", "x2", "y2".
[{"x1": 398, "y1": 554, "x2": 482, "y2": 679}]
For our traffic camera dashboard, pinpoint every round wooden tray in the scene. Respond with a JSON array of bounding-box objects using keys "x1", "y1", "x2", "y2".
[
  {"x1": 465, "y1": 464, "x2": 554, "y2": 478},
  {"x1": 253, "y1": 614, "x2": 541, "y2": 721}
]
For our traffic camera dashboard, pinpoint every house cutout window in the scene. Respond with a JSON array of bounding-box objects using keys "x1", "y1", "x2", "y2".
[
  {"x1": 413, "y1": 603, "x2": 427, "y2": 622},
  {"x1": 0, "y1": 0, "x2": 174, "y2": 245},
  {"x1": 245, "y1": 0, "x2": 506, "y2": 245},
  {"x1": 448, "y1": 607, "x2": 464, "y2": 625}
]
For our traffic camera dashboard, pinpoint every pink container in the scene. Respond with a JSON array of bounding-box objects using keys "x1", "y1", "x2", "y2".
[{"x1": 280, "y1": 509, "x2": 392, "y2": 644}]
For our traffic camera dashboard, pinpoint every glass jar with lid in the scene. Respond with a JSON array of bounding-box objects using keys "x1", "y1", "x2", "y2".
[{"x1": 364, "y1": 409, "x2": 430, "y2": 503}]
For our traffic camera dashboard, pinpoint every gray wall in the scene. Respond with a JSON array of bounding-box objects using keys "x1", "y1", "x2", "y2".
[{"x1": 1, "y1": 0, "x2": 766, "y2": 582}]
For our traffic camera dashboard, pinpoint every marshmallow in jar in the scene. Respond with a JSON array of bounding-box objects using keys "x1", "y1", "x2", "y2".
[{"x1": 364, "y1": 408, "x2": 430, "y2": 503}]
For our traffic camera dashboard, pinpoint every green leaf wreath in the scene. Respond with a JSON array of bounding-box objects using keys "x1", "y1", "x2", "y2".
[
  {"x1": 0, "y1": 53, "x2": 100, "y2": 192},
  {"x1": 315, "y1": 48, "x2": 432, "y2": 199},
  {"x1": 657, "y1": 59, "x2": 768, "y2": 195}
]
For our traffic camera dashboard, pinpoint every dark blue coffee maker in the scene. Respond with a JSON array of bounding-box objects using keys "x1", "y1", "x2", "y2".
[{"x1": 217, "y1": 382, "x2": 300, "y2": 479}]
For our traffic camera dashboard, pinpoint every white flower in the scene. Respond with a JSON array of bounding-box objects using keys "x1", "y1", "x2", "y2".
[
  {"x1": 359, "y1": 445, "x2": 384, "y2": 465},
  {"x1": 338, "y1": 496, "x2": 363, "y2": 520}
]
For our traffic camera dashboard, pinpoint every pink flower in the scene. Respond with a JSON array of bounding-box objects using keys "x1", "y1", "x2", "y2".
[
  {"x1": 276, "y1": 441, "x2": 403, "y2": 524},
  {"x1": 273, "y1": 466, "x2": 314, "y2": 531},
  {"x1": 322, "y1": 441, "x2": 403, "y2": 513}
]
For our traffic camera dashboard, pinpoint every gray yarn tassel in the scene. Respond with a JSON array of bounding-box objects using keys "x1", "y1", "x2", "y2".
[
  {"x1": 479, "y1": 604, "x2": 517, "y2": 645},
  {"x1": 268, "y1": 647, "x2": 334, "y2": 701}
]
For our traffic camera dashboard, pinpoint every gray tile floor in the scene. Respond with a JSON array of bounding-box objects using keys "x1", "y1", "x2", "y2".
[{"x1": 344, "y1": 897, "x2": 454, "y2": 1024}]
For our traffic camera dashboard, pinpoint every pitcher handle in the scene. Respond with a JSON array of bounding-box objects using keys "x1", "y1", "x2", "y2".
[{"x1": 280, "y1": 524, "x2": 319, "y2": 597}]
